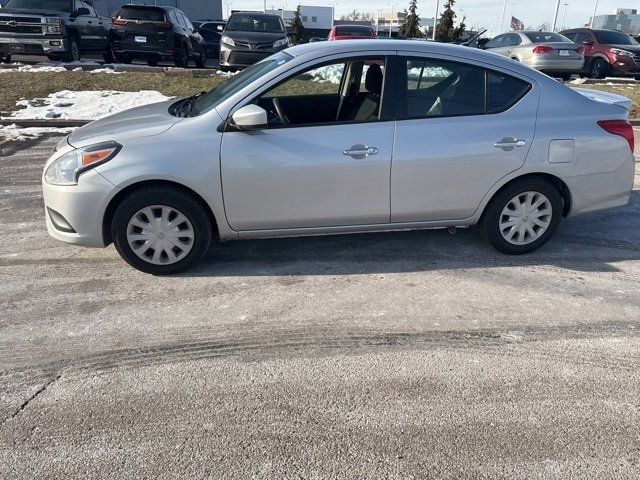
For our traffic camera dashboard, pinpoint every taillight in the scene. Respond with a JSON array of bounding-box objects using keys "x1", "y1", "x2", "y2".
[
  {"x1": 112, "y1": 18, "x2": 127, "y2": 26},
  {"x1": 598, "y1": 120, "x2": 635, "y2": 151},
  {"x1": 532, "y1": 45, "x2": 553, "y2": 54},
  {"x1": 576, "y1": 46, "x2": 584, "y2": 55}
]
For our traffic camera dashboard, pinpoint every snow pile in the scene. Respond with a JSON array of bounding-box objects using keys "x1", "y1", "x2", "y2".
[
  {"x1": 89, "y1": 67, "x2": 122, "y2": 74},
  {"x1": 408, "y1": 66, "x2": 451, "y2": 79},
  {"x1": 570, "y1": 77, "x2": 588, "y2": 85},
  {"x1": 0, "y1": 64, "x2": 68, "y2": 73},
  {"x1": 0, "y1": 124, "x2": 75, "y2": 142},
  {"x1": 10, "y1": 90, "x2": 172, "y2": 121},
  {"x1": 310, "y1": 64, "x2": 344, "y2": 84}
]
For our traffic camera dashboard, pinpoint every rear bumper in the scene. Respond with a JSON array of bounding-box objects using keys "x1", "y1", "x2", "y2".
[
  {"x1": 0, "y1": 35, "x2": 67, "y2": 55},
  {"x1": 526, "y1": 57, "x2": 584, "y2": 72}
]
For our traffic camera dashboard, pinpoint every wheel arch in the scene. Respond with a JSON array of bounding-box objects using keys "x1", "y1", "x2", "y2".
[
  {"x1": 480, "y1": 172, "x2": 572, "y2": 222},
  {"x1": 102, "y1": 179, "x2": 219, "y2": 245}
]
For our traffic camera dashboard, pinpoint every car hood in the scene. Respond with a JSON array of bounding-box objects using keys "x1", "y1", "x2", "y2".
[
  {"x1": 609, "y1": 44, "x2": 640, "y2": 52},
  {"x1": 68, "y1": 99, "x2": 183, "y2": 148},
  {"x1": 0, "y1": 8, "x2": 70, "y2": 17},
  {"x1": 222, "y1": 31, "x2": 286, "y2": 43}
]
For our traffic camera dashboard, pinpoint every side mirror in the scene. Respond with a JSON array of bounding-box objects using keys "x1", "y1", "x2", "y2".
[
  {"x1": 73, "y1": 7, "x2": 90, "y2": 17},
  {"x1": 217, "y1": 25, "x2": 224, "y2": 32},
  {"x1": 230, "y1": 105, "x2": 268, "y2": 131}
]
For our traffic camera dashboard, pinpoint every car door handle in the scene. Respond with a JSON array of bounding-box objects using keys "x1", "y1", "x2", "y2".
[
  {"x1": 343, "y1": 145, "x2": 378, "y2": 158},
  {"x1": 494, "y1": 138, "x2": 527, "y2": 149}
]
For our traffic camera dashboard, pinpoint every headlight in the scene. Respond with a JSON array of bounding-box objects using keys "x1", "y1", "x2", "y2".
[
  {"x1": 45, "y1": 17, "x2": 62, "y2": 34},
  {"x1": 44, "y1": 142, "x2": 121, "y2": 186},
  {"x1": 611, "y1": 48, "x2": 633, "y2": 57},
  {"x1": 221, "y1": 36, "x2": 235, "y2": 46},
  {"x1": 273, "y1": 38, "x2": 289, "y2": 49}
]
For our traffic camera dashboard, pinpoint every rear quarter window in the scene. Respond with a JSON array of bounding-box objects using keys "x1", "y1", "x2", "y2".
[{"x1": 487, "y1": 71, "x2": 531, "y2": 113}]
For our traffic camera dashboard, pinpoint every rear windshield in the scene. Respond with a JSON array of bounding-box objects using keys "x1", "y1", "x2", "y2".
[
  {"x1": 4, "y1": 0, "x2": 71, "y2": 11},
  {"x1": 117, "y1": 6, "x2": 166, "y2": 22},
  {"x1": 336, "y1": 26, "x2": 373, "y2": 36},
  {"x1": 226, "y1": 14, "x2": 284, "y2": 33},
  {"x1": 525, "y1": 32, "x2": 570, "y2": 43},
  {"x1": 594, "y1": 30, "x2": 638, "y2": 45}
]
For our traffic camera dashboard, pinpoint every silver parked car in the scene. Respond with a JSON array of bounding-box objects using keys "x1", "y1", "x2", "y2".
[
  {"x1": 484, "y1": 31, "x2": 584, "y2": 80},
  {"x1": 42, "y1": 40, "x2": 635, "y2": 274}
]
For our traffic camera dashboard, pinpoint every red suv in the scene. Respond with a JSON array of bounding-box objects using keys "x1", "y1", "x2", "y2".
[
  {"x1": 328, "y1": 25, "x2": 376, "y2": 41},
  {"x1": 561, "y1": 28, "x2": 640, "y2": 79}
]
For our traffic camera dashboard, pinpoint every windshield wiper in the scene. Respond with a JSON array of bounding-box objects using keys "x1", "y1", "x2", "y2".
[{"x1": 175, "y1": 91, "x2": 206, "y2": 118}]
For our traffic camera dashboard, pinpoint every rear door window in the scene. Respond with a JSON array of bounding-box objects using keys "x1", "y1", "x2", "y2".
[{"x1": 402, "y1": 57, "x2": 531, "y2": 118}]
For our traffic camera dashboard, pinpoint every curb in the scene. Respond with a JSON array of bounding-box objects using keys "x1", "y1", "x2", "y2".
[
  {"x1": 0, "y1": 62, "x2": 223, "y2": 77},
  {"x1": 0, "y1": 119, "x2": 90, "y2": 127}
]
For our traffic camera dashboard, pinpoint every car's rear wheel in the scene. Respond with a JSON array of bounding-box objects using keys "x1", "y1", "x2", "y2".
[
  {"x1": 115, "y1": 54, "x2": 132, "y2": 64},
  {"x1": 103, "y1": 44, "x2": 115, "y2": 64},
  {"x1": 481, "y1": 179, "x2": 563, "y2": 255},
  {"x1": 147, "y1": 58, "x2": 159, "y2": 67},
  {"x1": 1, "y1": 54, "x2": 11, "y2": 64},
  {"x1": 111, "y1": 187, "x2": 213, "y2": 274},
  {"x1": 589, "y1": 58, "x2": 608, "y2": 79},
  {"x1": 559, "y1": 73, "x2": 572, "y2": 82}
]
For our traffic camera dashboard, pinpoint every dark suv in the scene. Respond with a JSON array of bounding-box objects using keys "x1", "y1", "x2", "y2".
[
  {"x1": 219, "y1": 12, "x2": 289, "y2": 71},
  {"x1": 192, "y1": 20, "x2": 225, "y2": 58},
  {"x1": 561, "y1": 28, "x2": 640, "y2": 79},
  {"x1": 111, "y1": 5, "x2": 206, "y2": 68}
]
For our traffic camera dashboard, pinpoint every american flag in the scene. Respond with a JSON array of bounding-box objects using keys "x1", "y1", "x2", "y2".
[{"x1": 510, "y1": 16, "x2": 525, "y2": 31}]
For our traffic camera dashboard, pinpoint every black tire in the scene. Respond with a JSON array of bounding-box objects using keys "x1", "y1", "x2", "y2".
[
  {"x1": 560, "y1": 73, "x2": 572, "y2": 82},
  {"x1": 147, "y1": 58, "x2": 159, "y2": 67},
  {"x1": 174, "y1": 46, "x2": 188, "y2": 68},
  {"x1": 111, "y1": 186, "x2": 213, "y2": 275},
  {"x1": 589, "y1": 58, "x2": 608, "y2": 79},
  {"x1": 103, "y1": 44, "x2": 115, "y2": 64},
  {"x1": 195, "y1": 46, "x2": 206, "y2": 68},
  {"x1": 62, "y1": 36, "x2": 81, "y2": 63},
  {"x1": 1, "y1": 54, "x2": 11, "y2": 64},
  {"x1": 480, "y1": 178, "x2": 563, "y2": 255}
]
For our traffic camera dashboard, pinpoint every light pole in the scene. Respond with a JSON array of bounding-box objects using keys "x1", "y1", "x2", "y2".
[
  {"x1": 551, "y1": 0, "x2": 561, "y2": 32},
  {"x1": 561, "y1": 3, "x2": 568, "y2": 31},
  {"x1": 432, "y1": 0, "x2": 438, "y2": 40},
  {"x1": 590, "y1": 0, "x2": 599, "y2": 28},
  {"x1": 499, "y1": 0, "x2": 508, "y2": 34},
  {"x1": 389, "y1": 4, "x2": 395, "y2": 39}
]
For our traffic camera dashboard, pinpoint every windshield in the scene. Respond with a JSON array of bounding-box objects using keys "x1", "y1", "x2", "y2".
[
  {"x1": 594, "y1": 30, "x2": 638, "y2": 45},
  {"x1": 336, "y1": 26, "x2": 374, "y2": 36},
  {"x1": 525, "y1": 32, "x2": 570, "y2": 43},
  {"x1": 191, "y1": 52, "x2": 292, "y2": 116},
  {"x1": 117, "y1": 6, "x2": 166, "y2": 22},
  {"x1": 4, "y1": 0, "x2": 71, "y2": 11},
  {"x1": 226, "y1": 14, "x2": 284, "y2": 33}
]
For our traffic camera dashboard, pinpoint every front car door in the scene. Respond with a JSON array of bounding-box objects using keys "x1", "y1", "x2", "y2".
[
  {"x1": 390, "y1": 54, "x2": 540, "y2": 222},
  {"x1": 220, "y1": 56, "x2": 394, "y2": 231},
  {"x1": 82, "y1": 1, "x2": 108, "y2": 51}
]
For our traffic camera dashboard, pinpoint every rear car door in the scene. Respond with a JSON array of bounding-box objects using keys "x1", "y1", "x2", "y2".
[
  {"x1": 220, "y1": 56, "x2": 395, "y2": 231},
  {"x1": 390, "y1": 55, "x2": 540, "y2": 222}
]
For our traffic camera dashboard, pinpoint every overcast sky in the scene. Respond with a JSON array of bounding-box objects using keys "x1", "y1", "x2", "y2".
[{"x1": 234, "y1": 0, "x2": 633, "y2": 35}]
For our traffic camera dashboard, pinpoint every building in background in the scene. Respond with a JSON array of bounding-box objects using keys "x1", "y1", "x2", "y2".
[
  {"x1": 265, "y1": 6, "x2": 333, "y2": 38},
  {"x1": 375, "y1": 11, "x2": 407, "y2": 38},
  {"x1": 97, "y1": 1, "x2": 223, "y2": 22},
  {"x1": 590, "y1": 8, "x2": 640, "y2": 35}
]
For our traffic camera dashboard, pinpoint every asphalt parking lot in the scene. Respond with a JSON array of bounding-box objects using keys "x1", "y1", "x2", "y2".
[{"x1": 1, "y1": 132, "x2": 640, "y2": 478}]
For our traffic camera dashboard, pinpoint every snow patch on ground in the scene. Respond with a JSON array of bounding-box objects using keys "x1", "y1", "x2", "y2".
[
  {"x1": 0, "y1": 124, "x2": 75, "y2": 142},
  {"x1": 10, "y1": 90, "x2": 172, "y2": 121},
  {"x1": 0, "y1": 64, "x2": 68, "y2": 73},
  {"x1": 570, "y1": 78, "x2": 588, "y2": 85}
]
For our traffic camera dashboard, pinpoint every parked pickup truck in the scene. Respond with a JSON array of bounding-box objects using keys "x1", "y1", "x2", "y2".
[{"x1": 0, "y1": 0, "x2": 112, "y2": 64}]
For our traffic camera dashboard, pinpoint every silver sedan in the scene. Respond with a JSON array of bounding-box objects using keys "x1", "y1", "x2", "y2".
[
  {"x1": 484, "y1": 31, "x2": 584, "y2": 80},
  {"x1": 42, "y1": 40, "x2": 635, "y2": 274}
]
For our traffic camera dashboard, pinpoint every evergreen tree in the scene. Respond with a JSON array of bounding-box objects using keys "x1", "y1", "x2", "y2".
[
  {"x1": 400, "y1": 0, "x2": 421, "y2": 39},
  {"x1": 289, "y1": 5, "x2": 307, "y2": 45},
  {"x1": 435, "y1": 0, "x2": 465, "y2": 42}
]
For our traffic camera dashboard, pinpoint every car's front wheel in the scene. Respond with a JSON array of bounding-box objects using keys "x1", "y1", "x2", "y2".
[
  {"x1": 1, "y1": 54, "x2": 11, "y2": 64},
  {"x1": 481, "y1": 179, "x2": 563, "y2": 255},
  {"x1": 111, "y1": 186, "x2": 213, "y2": 274}
]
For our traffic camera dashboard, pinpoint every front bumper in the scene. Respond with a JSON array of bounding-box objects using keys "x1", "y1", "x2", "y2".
[
  {"x1": 219, "y1": 44, "x2": 276, "y2": 68},
  {"x1": 43, "y1": 168, "x2": 118, "y2": 248},
  {"x1": 0, "y1": 36, "x2": 66, "y2": 55}
]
